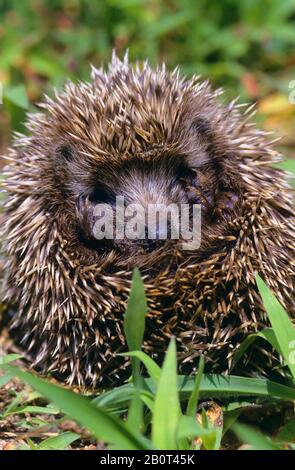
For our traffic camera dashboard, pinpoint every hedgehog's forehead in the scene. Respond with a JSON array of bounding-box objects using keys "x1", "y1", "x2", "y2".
[
  {"x1": 43, "y1": 65, "x2": 212, "y2": 157},
  {"x1": 50, "y1": 66, "x2": 193, "y2": 122}
]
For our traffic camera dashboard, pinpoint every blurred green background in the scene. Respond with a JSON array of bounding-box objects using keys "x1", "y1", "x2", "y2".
[{"x1": 1, "y1": 0, "x2": 295, "y2": 156}]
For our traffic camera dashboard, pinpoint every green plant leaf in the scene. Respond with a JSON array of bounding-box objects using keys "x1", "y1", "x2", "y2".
[
  {"x1": 92, "y1": 384, "x2": 134, "y2": 411},
  {"x1": 126, "y1": 388, "x2": 143, "y2": 434},
  {"x1": 275, "y1": 419, "x2": 295, "y2": 443},
  {"x1": 211, "y1": 425, "x2": 223, "y2": 450},
  {"x1": 124, "y1": 268, "x2": 147, "y2": 382},
  {"x1": 38, "y1": 432, "x2": 80, "y2": 450},
  {"x1": 0, "y1": 364, "x2": 151, "y2": 450},
  {"x1": 0, "y1": 372, "x2": 13, "y2": 388},
  {"x1": 223, "y1": 409, "x2": 242, "y2": 437},
  {"x1": 177, "y1": 374, "x2": 295, "y2": 401},
  {"x1": 233, "y1": 328, "x2": 282, "y2": 367},
  {"x1": 256, "y1": 275, "x2": 295, "y2": 380},
  {"x1": 95, "y1": 373, "x2": 295, "y2": 411},
  {"x1": 0, "y1": 354, "x2": 23, "y2": 364},
  {"x1": 177, "y1": 414, "x2": 210, "y2": 440},
  {"x1": 24, "y1": 438, "x2": 38, "y2": 450},
  {"x1": 152, "y1": 338, "x2": 181, "y2": 450},
  {"x1": 139, "y1": 390, "x2": 155, "y2": 412},
  {"x1": 233, "y1": 422, "x2": 281, "y2": 450},
  {"x1": 5, "y1": 405, "x2": 59, "y2": 416},
  {"x1": 275, "y1": 160, "x2": 295, "y2": 174},
  {"x1": 124, "y1": 269, "x2": 147, "y2": 432},
  {"x1": 199, "y1": 409, "x2": 222, "y2": 450},
  {"x1": 186, "y1": 356, "x2": 205, "y2": 417},
  {"x1": 120, "y1": 351, "x2": 161, "y2": 385},
  {"x1": 4, "y1": 85, "x2": 29, "y2": 109},
  {"x1": 4, "y1": 391, "x2": 26, "y2": 416}
]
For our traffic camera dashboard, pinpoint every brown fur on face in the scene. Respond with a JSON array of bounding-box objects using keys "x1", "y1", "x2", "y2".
[{"x1": 2, "y1": 53, "x2": 295, "y2": 387}]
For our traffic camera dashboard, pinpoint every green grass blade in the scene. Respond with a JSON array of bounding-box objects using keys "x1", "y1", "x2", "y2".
[
  {"x1": 275, "y1": 419, "x2": 295, "y2": 443},
  {"x1": 168, "y1": 375, "x2": 295, "y2": 401},
  {"x1": 4, "y1": 85, "x2": 29, "y2": 109},
  {"x1": 124, "y1": 267, "x2": 147, "y2": 358},
  {"x1": 233, "y1": 328, "x2": 282, "y2": 367},
  {"x1": 199, "y1": 410, "x2": 221, "y2": 450},
  {"x1": 256, "y1": 275, "x2": 295, "y2": 379},
  {"x1": 139, "y1": 391, "x2": 155, "y2": 412},
  {"x1": 177, "y1": 415, "x2": 210, "y2": 440},
  {"x1": 124, "y1": 268, "x2": 147, "y2": 382},
  {"x1": 1, "y1": 364, "x2": 151, "y2": 450},
  {"x1": 233, "y1": 422, "x2": 281, "y2": 450},
  {"x1": 38, "y1": 432, "x2": 80, "y2": 450},
  {"x1": 126, "y1": 387, "x2": 143, "y2": 433},
  {"x1": 124, "y1": 269, "x2": 147, "y2": 432},
  {"x1": 0, "y1": 354, "x2": 23, "y2": 364},
  {"x1": 5, "y1": 405, "x2": 58, "y2": 416},
  {"x1": 124, "y1": 268, "x2": 147, "y2": 431},
  {"x1": 211, "y1": 425, "x2": 223, "y2": 450},
  {"x1": 152, "y1": 338, "x2": 180, "y2": 450},
  {"x1": 0, "y1": 372, "x2": 13, "y2": 388},
  {"x1": 186, "y1": 356, "x2": 205, "y2": 417},
  {"x1": 94, "y1": 374, "x2": 295, "y2": 411},
  {"x1": 275, "y1": 160, "x2": 295, "y2": 174},
  {"x1": 120, "y1": 351, "x2": 161, "y2": 385},
  {"x1": 25, "y1": 438, "x2": 38, "y2": 450},
  {"x1": 223, "y1": 409, "x2": 241, "y2": 437},
  {"x1": 92, "y1": 384, "x2": 134, "y2": 410},
  {"x1": 4, "y1": 391, "x2": 25, "y2": 416}
]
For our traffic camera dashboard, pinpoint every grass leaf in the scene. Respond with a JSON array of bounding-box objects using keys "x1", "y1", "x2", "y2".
[
  {"x1": 124, "y1": 268, "x2": 147, "y2": 383},
  {"x1": 275, "y1": 419, "x2": 295, "y2": 443},
  {"x1": 0, "y1": 354, "x2": 23, "y2": 364},
  {"x1": 275, "y1": 160, "x2": 295, "y2": 174},
  {"x1": 120, "y1": 351, "x2": 161, "y2": 385},
  {"x1": 0, "y1": 364, "x2": 151, "y2": 450},
  {"x1": 233, "y1": 328, "x2": 282, "y2": 367},
  {"x1": 256, "y1": 275, "x2": 295, "y2": 380},
  {"x1": 0, "y1": 372, "x2": 13, "y2": 388},
  {"x1": 186, "y1": 356, "x2": 205, "y2": 417},
  {"x1": 94, "y1": 373, "x2": 295, "y2": 411},
  {"x1": 4, "y1": 85, "x2": 29, "y2": 109},
  {"x1": 233, "y1": 422, "x2": 281, "y2": 450},
  {"x1": 124, "y1": 269, "x2": 148, "y2": 432},
  {"x1": 124, "y1": 268, "x2": 147, "y2": 356},
  {"x1": 38, "y1": 432, "x2": 80, "y2": 450},
  {"x1": 177, "y1": 414, "x2": 210, "y2": 440},
  {"x1": 152, "y1": 338, "x2": 180, "y2": 450},
  {"x1": 5, "y1": 405, "x2": 59, "y2": 416}
]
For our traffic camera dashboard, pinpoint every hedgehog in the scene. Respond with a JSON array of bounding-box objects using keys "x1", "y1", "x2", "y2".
[{"x1": 1, "y1": 52, "x2": 294, "y2": 387}]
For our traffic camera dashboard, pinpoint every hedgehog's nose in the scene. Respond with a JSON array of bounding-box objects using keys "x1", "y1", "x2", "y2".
[
  {"x1": 139, "y1": 220, "x2": 173, "y2": 249},
  {"x1": 152, "y1": 222, "x2": 172, "y2": 240},
  {"x1": 139, "y1": 232, "x2": 164, "y2": 251}
]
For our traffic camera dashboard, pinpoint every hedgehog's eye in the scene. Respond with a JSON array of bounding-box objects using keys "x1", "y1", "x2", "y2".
[
  {"x1": 176, "y1": 165, "x2": 196, "y2": 185},
  {"x1": 89, "y1": 184, "x2": 116, "y2": 205},
  {"x1": 57, "y1": 145, "x2": 74, "y2": 162}
]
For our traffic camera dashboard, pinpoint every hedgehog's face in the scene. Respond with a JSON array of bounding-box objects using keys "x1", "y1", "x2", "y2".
[
  {"x1": 48, "y1": 130, "x2": 237, "y2": 270},
  {"x1": 73, "y1": 151, "x2": 215, "y2": 257},
  {"x1": 37, "y1": 67, "x2": 239, "y2": 270}
]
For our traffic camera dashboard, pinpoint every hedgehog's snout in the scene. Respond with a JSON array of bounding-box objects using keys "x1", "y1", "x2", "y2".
[
  {"x1": 75, "y1": 190, "x2": 180, "y2": 253},
  {"x1": 74, "y1": 164, "x2": 192, "y2": 252}
]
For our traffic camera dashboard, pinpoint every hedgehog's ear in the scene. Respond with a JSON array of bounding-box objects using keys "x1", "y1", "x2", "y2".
[
  {"x1": 57, "y1": 145, "x2": 75, "y2": 162},
  {"x1": 191, "y1": 117, "x2": 212, "y2": 137}
]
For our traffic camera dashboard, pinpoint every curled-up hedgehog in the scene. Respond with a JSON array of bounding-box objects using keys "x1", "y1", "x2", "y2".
[{"x1": 2, "y1": 53, "x2": 294, "y2": 387}]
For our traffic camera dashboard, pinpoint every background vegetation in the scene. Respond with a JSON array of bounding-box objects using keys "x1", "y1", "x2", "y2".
[{"x1": 0, "y1": 0, "x2": 295, "y2": 451}]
